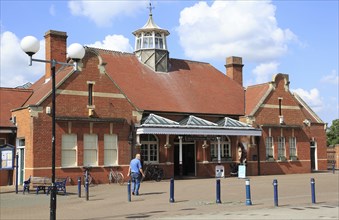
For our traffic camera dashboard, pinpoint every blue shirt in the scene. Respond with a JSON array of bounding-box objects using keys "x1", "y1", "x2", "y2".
[{"x1": 130, "y1": 158, "x2": 142, "y2": 174}]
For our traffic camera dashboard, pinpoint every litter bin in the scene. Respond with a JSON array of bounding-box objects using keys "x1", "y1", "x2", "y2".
[{"x1": 215, "y1": 165, "x2": 225, "y2": 178}]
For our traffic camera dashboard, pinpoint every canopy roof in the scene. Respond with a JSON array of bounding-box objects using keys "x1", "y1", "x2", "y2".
[{"x1": 137, "y1": 114, "x2": 261, "y2": 136}]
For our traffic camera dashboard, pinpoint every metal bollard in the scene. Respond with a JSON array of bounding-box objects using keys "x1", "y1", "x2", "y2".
[
  {"x1": 85, "y1": 171, "x2": 89, "y2": 201},
  {"x1": 245, "y1": 179, "x2": 252, "y2": 205},
  {"x1": 15, "y1": 154, "x2": 19, "y2": 194},
  {"x1": 311, "y1": 178, "x2": 316, "y2": 204},
  {"x1": 127, "y1": 180, "x2": 131, "y2": 202},
  {"x1": 332, "y1": 162, "x2": 335, "y2": 174},
  {"x1": 273, "y1": 179, "x2": 278, "y2": 206},
  {"x1": 169, "y1": 178, "x2": 175, "y2": 203},
  {"x1": 216, "y1": 179, "x2": 221, "y2": 204},
  {"x1": 78, "y1": 177, "x2": 81, "y2": 198}
]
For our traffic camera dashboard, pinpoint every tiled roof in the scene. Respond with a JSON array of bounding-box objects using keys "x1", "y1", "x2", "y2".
[
  {"x1": 98, "y1": 48, "x2": 245, "y2": 116},
  {"x1": 245, "y1": 83, "x2": 270, "y2": 115},
  {"x1": 0, "y1": 88, "x2": 32, "y2": 127}
]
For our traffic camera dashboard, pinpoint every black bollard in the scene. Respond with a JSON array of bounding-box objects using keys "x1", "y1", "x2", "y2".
[
  {"x1": 127, "y1": 180, "x2": 131, "y2": 202},
  {"x1": 332, "y1": 162, "x2": 335, "y2": 174},
  {"x1": 78, "y1": 177, "x2": 81, "y2": 198},
  {"x1": 311, "y1": 178, "x2": 316, "y2": 204},
  {"x1": 216, "y1": 179, "x2": 221, "y2": 204},
  {"x1": 273, "y1": 179, "x2": 278, "y2": 206},
  {"x1": 169, "y1": 178, "x2": 175, "y2": 203}
]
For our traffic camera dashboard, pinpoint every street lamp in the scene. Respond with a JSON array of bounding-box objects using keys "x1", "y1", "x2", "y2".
[{"x1": 20, "y1": 35, "x2": 85, "y2": 220}]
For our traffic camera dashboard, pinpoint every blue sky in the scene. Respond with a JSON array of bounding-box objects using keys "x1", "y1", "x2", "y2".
[{"x1": 1, "y1": 0, "x2": 338, "y2": 126}]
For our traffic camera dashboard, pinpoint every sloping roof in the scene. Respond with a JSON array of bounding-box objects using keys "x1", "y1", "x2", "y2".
[
  {"x1": 0, "y1": 88, "x2": 32, "y2": 127},
  {"x1": 97, "y1": 48, "x2": 245, "y2": 116},
  {"x1": 22, "y1": 66, "x2": 74, "y2": 106},
  {"x1": 137, "y1": 114, "x2": 261, "y2": 136},
  {"x1": 245, "y1": 83, "x2": 271, "y2": 115},
  {"x1": 217, "y1": 117, "x2": 253, "y2": 129},
  {"x1": 293, "y1": 93, "x2": 324, "y2": 123},
  {"x1": 133, "y1": 13, "x2": 170, "y2": 36}
]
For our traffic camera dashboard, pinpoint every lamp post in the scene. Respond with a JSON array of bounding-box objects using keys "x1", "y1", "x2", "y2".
[{"x1": 20, "y1": 36, "x2": 85, "y2": 220}]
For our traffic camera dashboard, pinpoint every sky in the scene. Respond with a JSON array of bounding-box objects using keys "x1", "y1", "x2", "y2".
[{"x1": 0, "y1": 0, "x2": 338, "y2": 126}]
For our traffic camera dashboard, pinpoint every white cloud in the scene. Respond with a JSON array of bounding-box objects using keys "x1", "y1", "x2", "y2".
[
  {"x1": 68, "y1": 0, "x2": 146, "y2": 27},
  {"x1": 86, "y1": 34, "x2": 133, "y2": 52},
  {"x1": 49, "y1": 4, "x2": 56, "y2": 16},
  {"x1": 321, "y1": 69, "x2": 338, "y2": 85},
  {"x1": 177, "y1": 1, "x2": 297, "y2": 62},
  {"x1": 0, "y1": 31, "x2": 45, "y2": 88},
  {"x1": 252, "y1": 62, "x2": 279, "y2": 83},
  {"x1": 292, "y1": 88, "x2": 324, "y2": 112}
]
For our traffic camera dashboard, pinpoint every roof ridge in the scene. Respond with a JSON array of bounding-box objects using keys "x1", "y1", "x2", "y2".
[
  {"x1": 85, "y1": 46, "x2": 134, "y2": 56},
  {"x1": 169, "y1": 58, "x2": 210, "y2": 65}
]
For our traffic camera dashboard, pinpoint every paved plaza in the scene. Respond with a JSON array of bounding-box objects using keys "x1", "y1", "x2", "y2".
[{"x1": 1, "y1": 172, "x2": 338, "y2": 219}]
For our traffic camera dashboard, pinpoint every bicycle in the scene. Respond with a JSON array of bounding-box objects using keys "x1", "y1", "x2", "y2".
[
  {"x1": 142, "y1": 164, "x2": 164, "y2": 182},
  {"x1": 83, "y1": 166, "x2": 93, "y2": 187},
  {"x1": 108, "y1": 167, "x2": 124, "y2": 185}
]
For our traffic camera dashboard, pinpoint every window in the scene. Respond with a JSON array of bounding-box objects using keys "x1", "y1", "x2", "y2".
[
  {"x1": 61, "y1": 134, "x2": 77, "y2": 167},
  {"x1": 265, "y1": 136, "x2": 274, "y2": 159},
  {"x1": 210, "y1": 136, "x2": 231, "y2": 160},
  {"x1": 140, "y1": 134, "x2": 158, "y2": 163},
  {"x1": 83, "y1": 134, "x2": 98, "y2": 166},
  {"x1": 104, "y1": 134, "x2": 118, "y2": 166},
  {"x1": 142, "y1": 32, "x2": 153, "y2": 49},
  {"x1": 289, "y1": 137, "x2": 297, "y2": 157},
  {"x1": 278, "y1": 136, "x2": 286, "y2": 159},
  {"x1": 136, "y1": 34, "x2": 142, "y2": 50},
  {"x1": 155, "y1": 33, "x2": 164, "y2": 49},
  {"x1": 88, "y1": 83, "x2": 93, "y2": 106}
]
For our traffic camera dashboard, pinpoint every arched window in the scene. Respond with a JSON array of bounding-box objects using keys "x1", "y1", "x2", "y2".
[
  {"x1": 142, "y1": 32, "x2": 153, "y2": 49},
  {"x1": 210, "y1": 136, "x2": 231, "y2": 160},
  {"x1": 155, "y1": 33, "x2": 164, "y2": 49},
  {"x1": 140, "y1": 134, "x2": 158, "y2": 163}
]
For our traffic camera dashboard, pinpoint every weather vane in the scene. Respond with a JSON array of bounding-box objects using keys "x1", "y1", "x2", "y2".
[{"x1": 147, "y1": 1, "x2": 155, "y2": 15}]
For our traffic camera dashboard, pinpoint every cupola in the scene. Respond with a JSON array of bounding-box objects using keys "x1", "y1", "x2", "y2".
[{"x1": 132, "y1": 4, "x2": 170, "y2": 72}]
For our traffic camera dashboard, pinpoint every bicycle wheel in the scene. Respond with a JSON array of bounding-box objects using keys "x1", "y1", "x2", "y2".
[
  {"x1": 116, "y1": 172, "x2": 124, "y2": 185},
  {"x1": 155, "y1": 169, "x2": 164, "y2": 182}
]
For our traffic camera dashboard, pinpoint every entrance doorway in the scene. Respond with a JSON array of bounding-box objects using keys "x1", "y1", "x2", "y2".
[
  {"x1": 310, "y1": 141, "x2": 317, "y2": 171},
  {"x1": 174, "y1": 143, "x2": 195, "y2": 176}
]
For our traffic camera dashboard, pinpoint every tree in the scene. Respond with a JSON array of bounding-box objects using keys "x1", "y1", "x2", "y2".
[{"x1": 327, "y1": 119, "x2": 339, "y2": 146}]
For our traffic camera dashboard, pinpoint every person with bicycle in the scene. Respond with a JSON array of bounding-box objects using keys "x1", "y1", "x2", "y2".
[{"x1": 127, "y1": 153, "x2": 145, "y2": 196}]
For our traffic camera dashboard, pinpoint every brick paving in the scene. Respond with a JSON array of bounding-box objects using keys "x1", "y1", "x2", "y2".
[{"x1": 0, "y1": 172, "x2": 338, "y2": 219}]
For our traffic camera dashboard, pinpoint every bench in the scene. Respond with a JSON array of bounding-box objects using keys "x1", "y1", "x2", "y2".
[
  {"x1": 23, "y1": 176, "x2": 68, "y2": 195},
  {"x1": 31, "y1": 177, "x2": 52, "y2": 194},
  {"x1": 47, "y1": 177, "x2": 68, "y2": 195}
]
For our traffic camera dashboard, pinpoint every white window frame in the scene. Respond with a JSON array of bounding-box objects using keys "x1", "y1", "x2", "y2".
[
  {"x1": 289, "y1": 137, "x2": 297, "y2": 157},
  {"x1": 61, "y1": 134, "x2": 77, "y2": 167},
  {"x1": 278, "y1": 136, "x2": 286, "y2": 159},
  {"x1": 140, "y1": 134, "x2": 159, "y2": 163},
  {"x1": 83, "y1": 134, "x2": 98, "y2": 166},
  {"x1": 104, "y1": 134, "x2": 118, "y2": 166},
  {"x1": 210, "y1": 136, "x2": 231, "y2": 160},
  {"x1": 265, "y1": 136, "x2": 274, "y2": 159}
]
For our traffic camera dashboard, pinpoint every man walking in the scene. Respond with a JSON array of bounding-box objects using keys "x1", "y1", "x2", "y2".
[{"x1": 127, "y1": 154, "x2": 145, "y2": 195}]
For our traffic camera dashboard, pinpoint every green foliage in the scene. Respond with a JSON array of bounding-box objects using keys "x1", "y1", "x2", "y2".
[{"x1": 327, "y1": 119, "x2": 339, "y2": 146}]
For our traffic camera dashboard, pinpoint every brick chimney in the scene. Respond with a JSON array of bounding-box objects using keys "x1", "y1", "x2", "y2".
[
  {"x1": 225, "y1": 56, "x2": 243, "y2": 86},
  {"x1": 44, "y1": 30, "x2": 67, "y2": 81}
]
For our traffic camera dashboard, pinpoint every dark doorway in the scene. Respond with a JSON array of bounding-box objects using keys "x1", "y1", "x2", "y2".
[{"x1": 174, "y1": 144, "x2": 195, "y2": 176}]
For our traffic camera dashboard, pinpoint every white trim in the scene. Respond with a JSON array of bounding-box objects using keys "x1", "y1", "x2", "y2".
[{"x1": 137, "y1": 127, "x2": 261, "y2": 136}]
